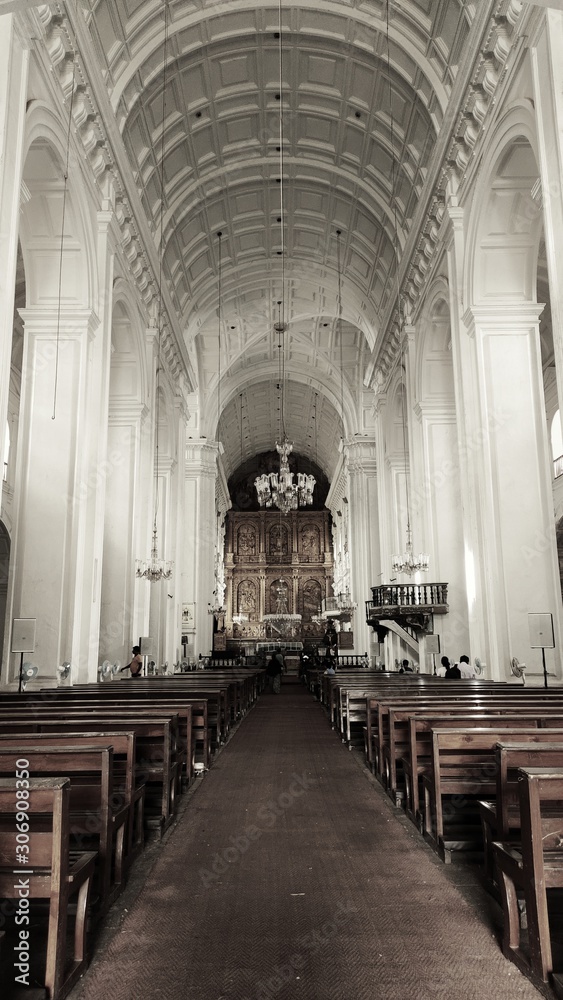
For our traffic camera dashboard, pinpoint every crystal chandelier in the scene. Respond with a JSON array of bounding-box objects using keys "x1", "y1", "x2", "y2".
[
  {"x1": 137, "y1": 525, "x2": 173, "y2": 582},
  {"x1": 392, "y1": 527, "x2": 429, "y2": 577},
  {"x1": 255, "y1": 434, "x2": 315, "y2": 514},
  {"x1": 136, "y1": 0, "x2": 172, "y2": 584},
  {"x1": 335, "y1": 590, "x2": 357, "y2": 616}
]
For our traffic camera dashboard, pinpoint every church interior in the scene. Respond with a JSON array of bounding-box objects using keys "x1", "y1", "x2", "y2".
[{"x1": 3, "y1": 1, "x2": 563, "y2": 998}]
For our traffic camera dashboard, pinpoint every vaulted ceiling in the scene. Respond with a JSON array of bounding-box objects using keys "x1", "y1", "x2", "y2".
[{"x1": 82, "y1": 0, "x2": 475, "y2": 480}]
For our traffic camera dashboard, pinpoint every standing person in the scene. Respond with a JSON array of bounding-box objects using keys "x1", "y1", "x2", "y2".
[
  {"x1": 121, "y1": 645, "x2": 143, "y2": 677},
  {"x1": 267, "y1": 648, "x2": 284, "y2": 694}
]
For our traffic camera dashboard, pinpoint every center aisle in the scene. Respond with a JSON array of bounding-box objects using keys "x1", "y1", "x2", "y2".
[{"x1": 73, "y1": 680, "x2": 544, "y2": 1000}]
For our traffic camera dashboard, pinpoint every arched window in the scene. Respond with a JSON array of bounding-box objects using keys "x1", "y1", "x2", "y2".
[{"x1": 551, "y1": 411, "x2": 563, "y2": 478}]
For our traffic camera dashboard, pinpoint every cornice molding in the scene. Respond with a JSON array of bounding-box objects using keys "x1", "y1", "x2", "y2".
[
  {"x1": 373, "y1": 0, "x2": 530, "y2": 386},
  {"x1": 29, "y1": 3, "x2": 196, "y2": 395}
]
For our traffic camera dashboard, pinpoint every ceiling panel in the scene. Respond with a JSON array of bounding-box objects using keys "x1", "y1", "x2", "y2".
[{"x1": 82, "y1": 0, "x2": 474, "y2": 480}]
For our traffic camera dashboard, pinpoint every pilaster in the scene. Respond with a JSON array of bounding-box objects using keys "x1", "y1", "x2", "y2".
[
  {"x1": 345, "y1": 437, "x2": 379, "y2": 655},
  {"x1": 0, "y1": 18, "x2": 28, "y2": 509},
  {"x1": 462, "y1": 303, "x2": 561, "y2": 680},
  {"x1": 184, "y1": 439, "x2": 220, "y2": 657},
  {"x1": 4, "y1": 308, "x2": 101, "y2": 685}
]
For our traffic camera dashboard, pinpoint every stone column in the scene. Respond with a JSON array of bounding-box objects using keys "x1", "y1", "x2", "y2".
[
  {"x1": 184, "y1": 439, "x2": 219, "y2": 658},
  {"x1": 345, "y1": 438, "x2": 379, "y2": 655},
  {"x1": 531, "y1": 12, "x2": 563, "y2": 428},
  {"x1": 100, "y1": 400, "x2": 148, "y2": 670},
  {"x1": 460, "y1": 303, "x2": 561, "y2": 680},
  {"x1": 0, "y1": 17, "x2": 28, "y2": 488},
  {"x1": 6, "y1": 308, "x2": 105, "y2": 683},
  {"x1": 259, "y1": 570, "x2": 266, "y2": 622},
  {"x1": 403, "y1": 323, "x2": 469, "y2": 664}
]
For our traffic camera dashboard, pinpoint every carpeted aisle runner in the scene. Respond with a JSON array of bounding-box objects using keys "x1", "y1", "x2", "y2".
[{"x1": 72, "y1": 681, "x2": 544, "y2": 1000}]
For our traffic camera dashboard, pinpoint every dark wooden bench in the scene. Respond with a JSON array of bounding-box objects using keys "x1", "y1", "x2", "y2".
[
  {"x1": 479, "y1": 737, "x2": 563, "y2": 884},
  {"x1": 422, "y1": 727, "x2": 563, "y2": 862},
  {"x1": 0, "y1": 776, "x2": 97, "y2": 999},
  {"x1": 0, "y1": 731, "x2": 144, "y2": 862},
  {"x1": 35, "y1": 688, "x2": 207, "y2": 769},
  {"x1": 397, "y1": 708, "x2": 563, "y2": 820},
  {"x1": 493, "y1": 766, "x2": 563, "y2": 982},
  {"x1": 0, "y1": 746, "x2": 128, "y2": 912},
  {"x1": 377, "y1": 692, "x2": 563, "y2": 780},
  {"x1": 361, "y1": 685, "x2": 530, "y2": 773},
  {"x1": 0, "y1": 713, "x2": 178, "y2": 836}
]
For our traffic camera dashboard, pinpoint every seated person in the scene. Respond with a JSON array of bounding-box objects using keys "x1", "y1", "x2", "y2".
[{"x1": 458, "y1": 654, "x2": 476, "y2": 678}]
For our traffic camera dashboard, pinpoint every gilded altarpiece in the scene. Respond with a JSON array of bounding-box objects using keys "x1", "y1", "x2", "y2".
[{"x1": 224, "y1": 511, "x2": 333, "y2": 646}]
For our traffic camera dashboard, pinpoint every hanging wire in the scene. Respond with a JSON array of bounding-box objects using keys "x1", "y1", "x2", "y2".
[
  {"x1": 52, "y1": 57, "x2": 77, "y2": 420},
  {"x1": 385, "y1": 0, "x2": 412, "y2": 540},
  {"x1": 314, "y1": 392, "x2": 318, "y2": 467},
  {"x1": 239, "y1": 392, "x2": 243, "y2": 467},
  {"x1": 278, "y1": 0, "x2": 286, "y2": 331},
  {"x1": 217, "y1": 230, "x2": 223, "y2": 444},
  {"x1": 152, "y1": 0, "x2": 171, "y2": 532},
  {"x1": 336, "y1": 229, "x2": 345, "y2": 445},
  {"x1": 276, "y1": 299, "x2": 283, "y2": 443}
]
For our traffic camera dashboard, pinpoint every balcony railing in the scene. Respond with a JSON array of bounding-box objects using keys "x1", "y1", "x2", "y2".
[{"x1": 366, "y1": 582, "x2": 448, "y2": 615}]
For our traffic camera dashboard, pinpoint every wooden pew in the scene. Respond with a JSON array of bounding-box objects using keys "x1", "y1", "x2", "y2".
[
  {"x1": 493, "y1": 766, "x2": 563, "y2": 982},
  {"x1": 0, "y1": 713, "x2": 178, "y2": 836},
  {"x1": 479, "y1": 737, "x2": 563, "y2": 883},
  {"x1": 371, "y1": 692, "x2": 563, "y2": 785},
  {"x1": 0, "y1": 776, "x2": 97, "y2": 1000},
  {"x1": 0, "y1": 731, "x2": 144, "y2": 862},
  {"x1": 394, "y1": 705, "x2": 563, "y2": 817},
  {"x1": 422, "y1": 726, "x2": 563, "y2": 862},
  {"x1": 0, "y1": 746, "x2": 128, "y2": 912},
  {"x1": 1, "y1": 691, "x2": 198, "y2": 778},
  {"x1": 32, "y1": 687, "x2": 211, "y2": 769}
]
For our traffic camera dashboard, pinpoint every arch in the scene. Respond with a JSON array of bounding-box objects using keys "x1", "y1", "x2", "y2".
[
  {"x1": 299, "y1": 578, "x2": 322, "y2": 621},
  {"x1": 384, "y1": 370, "x2": 409, "y2": 463},
  {"x1": 236, "y1": 578, "x2": 258, "y2": 618},
  {"x1": 236, "y1": 523, "x2": 257, "y2": 557},
  {"x1": 110, "y1": 280, "x2": 150, "y2": 409},
  {"x1": 299, "y1": 524, "x2": 320, "y2": 563},
  {"x1": 465, "y1": 100, "x2": 541, "y2": 309},
  {"x1": 268, "y1": 522, "x2": 290, "y2": 561},
  {"x1": 415, "y1": 280, "x2": 454, "y2": 407},
  {"x1": 268, "y1": 576, "x2": 290, "y2": 614},
  {"x1": 20, "y1": 102, "x2": 96, "y2": 311}
]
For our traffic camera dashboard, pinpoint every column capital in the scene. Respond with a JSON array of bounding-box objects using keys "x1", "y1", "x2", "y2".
[
  {"x1": 463, "y1": 302, "x2": 545, "y2": 332},
  {"x1": 185, "y1": 438, "x2": 219, "y2": 479},
  {"x1": 344, "y1": 437, "x2": 377, "y2": 475},
  {"x1": 18, "y1": 307, "x2": 100, "y2": 340}
]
